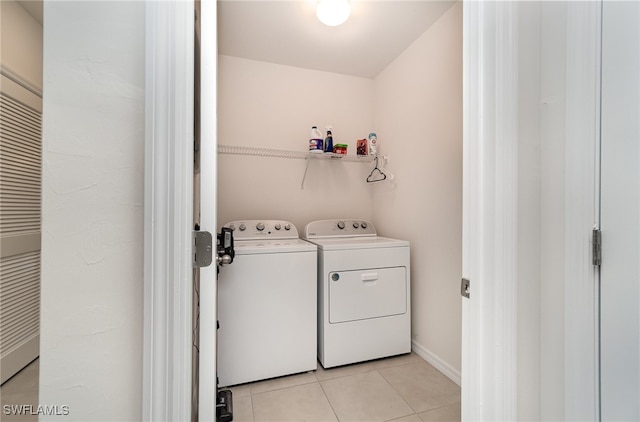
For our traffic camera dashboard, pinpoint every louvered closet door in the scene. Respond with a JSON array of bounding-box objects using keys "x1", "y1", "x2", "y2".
[{"x1": 0, "y1": 74, "x2": 42, "y2": 385}]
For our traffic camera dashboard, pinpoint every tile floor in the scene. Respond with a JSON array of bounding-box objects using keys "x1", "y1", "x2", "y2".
[
  {"x1": 0, "y1": 358, "x2": 39, "y2": 422},
  {"x1": 0, "y1": 353, "x2": 460, "y2": 422},
  {"x1": 224, "y1": 353, "x2": 461, "y2": 422}
]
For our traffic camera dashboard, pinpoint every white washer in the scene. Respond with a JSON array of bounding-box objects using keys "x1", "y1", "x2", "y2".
[
  {"x1": 303, "y1": 219, "x2": 411, "y2": 368},
  {"x1": 217, "y1": 220, "x2": 317, "y2": 387}
]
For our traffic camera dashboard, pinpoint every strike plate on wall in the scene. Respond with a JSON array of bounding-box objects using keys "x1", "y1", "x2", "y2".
[{"x1": 461, "y1": 278, "x2": 470, "y2": 299}]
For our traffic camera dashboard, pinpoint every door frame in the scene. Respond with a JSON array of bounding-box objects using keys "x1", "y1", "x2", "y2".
[
  {"x1": 142, "y1": 0, "x2": 601, "y2": 419},
  {"x1": 563, "y1": 2, "x2": 601, "y2": 420},
  {"x1": 142, "y1": 1, "x2": 196, "y2": 420},
  {"x1": 197, "y1": 0, "x2": 219, "y2": 420},
  {"x1": 462, "y1": 2, "x2": 520, "y2": 419},
  {"x1": 462, "y1": 1, "x2": 600, "y2": 420}
]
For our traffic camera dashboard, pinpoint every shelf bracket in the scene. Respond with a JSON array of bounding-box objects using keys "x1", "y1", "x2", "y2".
[{"x1": 301, "y1": 157, "x2": 311, "y2": 190}]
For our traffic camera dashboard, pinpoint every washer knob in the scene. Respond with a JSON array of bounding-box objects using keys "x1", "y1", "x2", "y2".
[
  {"x1": 274, "y1": 223, "x2": 282, "y2": 230},
  {"x1": 361, "y1": 222, "x2": 368, "y2": 229},
  {"x1": 229, "y1": 224, "x2": 236, "y2": 231},
  {"x1": 256, "y1": 222, "x2": 265, "y2": 231},
  {"x1": 284, "y1": 224, "x2": 291, "y2": 231},
  {"x1": 239, "y1": 224, "x2": 246, "y2": 231},
  {"x1": 337, "y1": 221, "x2": 345, "y2": 230},
  {"x1": 353, "y1": 222, "x2": 360, "y2": 229}
]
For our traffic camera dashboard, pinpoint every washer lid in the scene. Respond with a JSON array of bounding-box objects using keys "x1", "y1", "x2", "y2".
[
  {"x1": 233, "y1": 238, "x2": 317, "y2": 255},
  {"x1": 306, "y1": 236, "x2": 409, "y2": 251}
]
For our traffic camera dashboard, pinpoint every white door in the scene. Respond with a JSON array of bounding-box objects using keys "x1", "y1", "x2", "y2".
[
  {"x1": 599, "y1": 2, "x2": 640, "y2": 420},
  {"x1": 197, "y1": 0, "x2": 219, "y2": 420}
]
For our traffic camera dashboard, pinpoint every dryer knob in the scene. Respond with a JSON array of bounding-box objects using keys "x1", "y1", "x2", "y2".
[
  {"x1": 337, "y1": 221, "x2": 345, "y2": 230},
  {"x1": 229, "y1": 224, "x2": 236, "y2": 231},
  {"x1": 284, "y1": 224, "x2": 291, "y2": 230},
  {"x1": 353, "y1": 222, "x2": 360, "y2": 229},
  {"x1": 274, "y1": 223, "x2": 282, "y2": 230},
  {"x1": 239, "y1": 224, "x2": 246, "y2": 231},
  {"x1": 256, "y1": 222, "x2": 265, "y2": 231},
  {"x1": 361, "y1": 222, "x2": 368, "y2": 229}
]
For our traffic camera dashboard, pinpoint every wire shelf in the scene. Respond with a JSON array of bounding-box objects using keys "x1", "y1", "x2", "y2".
[{"x1": 217, "y1": 144, "x2": 374, "y2": 162}]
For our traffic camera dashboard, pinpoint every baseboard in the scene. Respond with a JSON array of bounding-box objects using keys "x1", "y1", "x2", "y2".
[
  {"x1": 411, "y1": 339, "x2": 461, "y2": 387},
  {"x1": 1, "y1": 334, "x2": 39, "y2": 385}
]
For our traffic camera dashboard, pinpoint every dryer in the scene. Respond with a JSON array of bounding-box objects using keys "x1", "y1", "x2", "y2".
[
  {"x1": 217, "y1": 220, "x2": 317, "y2": 387},
  {"x1": 303, "y1": 219, "x2": 411, "y2": 368}
]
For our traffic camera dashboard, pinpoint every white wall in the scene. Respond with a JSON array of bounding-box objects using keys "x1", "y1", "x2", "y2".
[
  {"x1": 372, "y1": 2, "x2": 462, "y2": 379},
  {"x1": 40, "y1": 2, "x2": 144, "y2": 420},
  {"x1": 217, "y1": 55, "x2": 375, "y2": 231},
  {"x1": 0, "y1": 0, "x2": 43, "y2": 93}
]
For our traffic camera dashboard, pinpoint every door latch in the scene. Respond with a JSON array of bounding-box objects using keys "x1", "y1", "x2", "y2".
[
  {"x1": 216, "y1": 227, "x2": 235, "y2": 267},
  {"x1": 461, "y1": 278, "x2": 470, "y2": 299}
]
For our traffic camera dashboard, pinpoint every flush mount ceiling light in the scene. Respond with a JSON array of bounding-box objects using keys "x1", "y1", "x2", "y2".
[{"x1": 316, "y1": 0, "x2": 351, "y2": 27}]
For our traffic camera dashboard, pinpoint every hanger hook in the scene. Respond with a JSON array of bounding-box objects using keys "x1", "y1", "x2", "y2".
[{"x1": 367, "y1": 156, "x2": 387, "y2": 183}]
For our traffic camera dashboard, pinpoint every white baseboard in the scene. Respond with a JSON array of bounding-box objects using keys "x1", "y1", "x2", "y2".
[
  {"x1": 411, "y1": 339, "x2": 461, "y2": 387},
  {"x1": 1, "y1": 334, "x2": 39, "y2": 384}
]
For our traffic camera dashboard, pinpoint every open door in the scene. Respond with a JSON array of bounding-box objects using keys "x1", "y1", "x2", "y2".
[{"x1": 196, "y1": 0, "x2": 220, "y2": 420}]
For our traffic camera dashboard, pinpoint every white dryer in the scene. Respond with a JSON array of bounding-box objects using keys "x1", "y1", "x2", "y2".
[
  {"x1": 303, "y1": 219, "x2": 411, "y2": 368},
  {"x1": 217, "y1": 220, "x2": 317, "y2": 387}
]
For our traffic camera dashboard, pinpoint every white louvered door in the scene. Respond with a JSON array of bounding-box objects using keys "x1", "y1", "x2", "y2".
[{"x1": 0, "y1": 74, "x2": 42, "y2": 384}]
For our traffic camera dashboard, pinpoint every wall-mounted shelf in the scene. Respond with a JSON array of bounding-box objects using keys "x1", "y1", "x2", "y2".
[
  {"x1": 218, "y1": 145, "x2": 376, "y2": 189},
  {"x1": 217, "y1": 144, "x2": 374, "y2": 163}
]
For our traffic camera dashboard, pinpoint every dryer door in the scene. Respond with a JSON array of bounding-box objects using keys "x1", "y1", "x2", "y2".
[{"x1": 329, "y1": 267, "x2": 407, "y2": 323}]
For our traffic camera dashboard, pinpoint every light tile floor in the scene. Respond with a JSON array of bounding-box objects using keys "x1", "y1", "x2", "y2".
[
  {"x1": 0, "y1": 358, "x2": 39, "y2": 422},
  {"x1": 224, "y1": 353, "x2": 461, "y2": 422},
  {"x1": 0, "y1": 353, "x2": 460, "y2": 422}
]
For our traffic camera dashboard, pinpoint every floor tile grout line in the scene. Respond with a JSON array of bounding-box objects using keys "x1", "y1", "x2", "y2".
[
  {"x1": 315, "y1": 356, "x2": 419, "y2": 384},
  {"x1": 248, "y1": 377, "x2": 318, "y2": 397},
  {"x1": 243, "y1": 357, "x2": 435, "y2": 421},
  {"x1": 374, "y1": 368, "x2": 418, "y2": 420},
  {"x1": 377, "y1": 362, "x2": 463, "y2": 418},
  {"x1": 316, "y1": 375, "x2": 341, "y2": 422},
  {"x1": 383, "y1": 413, "x2": 420, "y2": 422},
  {"x1": 318, "y1": 368, "x2": 419, "y2": 422}
]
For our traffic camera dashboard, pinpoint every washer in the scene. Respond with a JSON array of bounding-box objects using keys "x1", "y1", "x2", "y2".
[
  {"x1": 217, "y1": 220, "x2": 317, "y2": 387},
  {"x1": 303, "y1": 219, "x2": 411, "y2": 368}
]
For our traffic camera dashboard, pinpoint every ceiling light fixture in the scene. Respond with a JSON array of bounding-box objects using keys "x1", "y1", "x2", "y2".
[{"x1": 316, "y1": 0, "x2": 351, "y2": 27}]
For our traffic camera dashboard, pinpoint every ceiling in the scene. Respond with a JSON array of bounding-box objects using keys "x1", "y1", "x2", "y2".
[
  {"x1": 17, "y1": 0, "x2": 43, "y2": 25},
  {"x1": 218, "y1": 0, "x2": 457, "y2": 79},
  {"x1": 17, "y1": 0, "x2": 456, "y2": 80}
]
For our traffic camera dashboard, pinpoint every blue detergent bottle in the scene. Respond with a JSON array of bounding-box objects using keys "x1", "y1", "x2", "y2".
[{"x1": 324, "y1": 127, "x2": 334, "y2": 153}]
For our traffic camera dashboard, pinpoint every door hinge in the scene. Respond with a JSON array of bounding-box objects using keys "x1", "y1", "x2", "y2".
[
  {"x1": 461, "y1": 278, "x2": 470, "y2": 299},
  {"x1": 193, "y1": 230, "x2": 213, "y2": 268},
  {"x1": 592, "y1": 228, "x2": 602, "y2": 267}
]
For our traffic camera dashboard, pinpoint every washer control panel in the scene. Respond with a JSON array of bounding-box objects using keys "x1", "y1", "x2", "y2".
[
  {"x1": 304, "y1": 219, "x2": 377, "y2": 239},
  {"x1": 223, "y1": 220, "x2": 298, "y2": 240}
]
